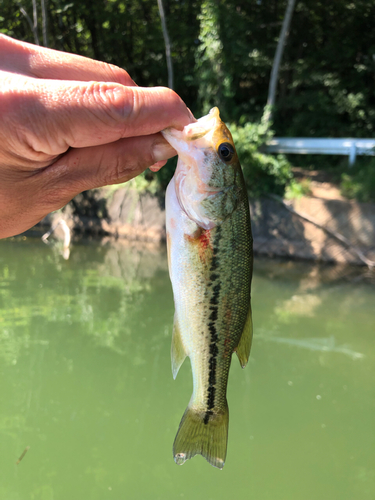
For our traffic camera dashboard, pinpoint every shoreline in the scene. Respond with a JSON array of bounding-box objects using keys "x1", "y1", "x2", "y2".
[{"x1": 31, "y1": 184, "x2": 375, "y2": 267}]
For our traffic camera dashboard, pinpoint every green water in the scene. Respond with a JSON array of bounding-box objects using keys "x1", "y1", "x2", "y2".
[{"x1": 0, "y1": 238, "x2": 374, "y2": 500}]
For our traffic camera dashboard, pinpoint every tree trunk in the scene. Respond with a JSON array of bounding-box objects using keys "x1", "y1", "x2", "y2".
[
  {"x1": 19, "y1": 4, "x2": 39, "y2": 45},
  {"x1": 157, "y1": 0, "x2": 174, "y2": 89},
  {"x1": 264, "y1": 0, "x2": 296, "y2": 125},
  {"x1": 41, "y1": 0, "x2": 48, "y2": 47},
  {"x1": 32, "y1": 0, "x2": 40, "y2": 44}
]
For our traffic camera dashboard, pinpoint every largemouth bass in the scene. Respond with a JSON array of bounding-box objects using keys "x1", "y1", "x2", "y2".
[{"x1": 162, "y1": 107, "x2": 253, "y2": 469}]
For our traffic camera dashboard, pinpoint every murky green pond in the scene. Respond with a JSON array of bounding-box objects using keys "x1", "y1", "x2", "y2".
[{"x1": 0, "y1": 237, "x2": 374, "y2": 500}]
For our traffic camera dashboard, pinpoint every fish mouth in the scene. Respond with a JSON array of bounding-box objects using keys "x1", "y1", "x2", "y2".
[
  {"x1": 162, "y1": 107, "x2": 221, "y2": 150},
  {"x1": 183, "y1": 107, "x2": 220, "y2": 141}
]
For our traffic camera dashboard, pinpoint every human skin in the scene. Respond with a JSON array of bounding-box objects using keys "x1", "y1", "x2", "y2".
[{"x1": 0, "y1": 34, "x2": 194, "y2": 238}]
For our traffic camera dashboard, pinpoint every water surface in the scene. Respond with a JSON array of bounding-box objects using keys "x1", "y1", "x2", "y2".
[{"x1": 0, "y1": 238, "x2": 374, "y2": 500}]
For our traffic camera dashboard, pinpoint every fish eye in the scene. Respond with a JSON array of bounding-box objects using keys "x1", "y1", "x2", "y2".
[{"x1": 218, "y1": 142, "x2": 234, "y2": 162}]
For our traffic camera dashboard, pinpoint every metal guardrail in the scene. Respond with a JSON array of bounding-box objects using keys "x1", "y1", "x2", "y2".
[{"x1": 265, "y1": 138, "x2": 375, "y2": 165}]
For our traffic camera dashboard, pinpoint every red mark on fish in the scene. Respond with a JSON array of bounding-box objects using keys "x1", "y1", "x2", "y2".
[{"x1": 198, "y1": 229, "x2": 211, "y2": 250}]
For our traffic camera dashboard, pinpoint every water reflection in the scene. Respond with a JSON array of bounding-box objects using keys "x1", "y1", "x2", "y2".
[
  {"x1": 259, "y1": 333, "x2": 364, "y2": 360},
  {"x1": 0, "y1": 238, "x2": 170, "y2": 365},
  {"x1": 0, "y1": 239, "x2": 374, "y2": 500}
]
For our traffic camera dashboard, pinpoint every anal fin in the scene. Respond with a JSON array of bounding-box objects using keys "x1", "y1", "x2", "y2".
[
  {"x1": 171, "y1": 316, "x2": 187, "y2": 379},
  {"x1": 235, "y1": 304, "x2": 253, "y2": 368}
]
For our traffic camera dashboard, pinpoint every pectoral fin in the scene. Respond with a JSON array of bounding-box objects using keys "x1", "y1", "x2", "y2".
[
  {"x1": 171, "y1": 316, "x2": 187, "y2": 379},
  {"x1": 235, "y1": 305, "x2": 253, "y2": 368}
]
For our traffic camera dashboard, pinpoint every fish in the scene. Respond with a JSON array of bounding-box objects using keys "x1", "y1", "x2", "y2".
[{"x1": 162, "y1": 107, "x2": 253, "y2": 469}]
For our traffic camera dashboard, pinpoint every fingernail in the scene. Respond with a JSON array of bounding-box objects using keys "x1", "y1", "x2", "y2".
[
  {"x1": 152, "y1": 142, "x2": 176, "y2": 162},
  {"x1": 187, "y1": 108, "x2": 197, "y2": 123},
  {"x1": 149, "y1": 160, "x2": 167, "y2": 172}
]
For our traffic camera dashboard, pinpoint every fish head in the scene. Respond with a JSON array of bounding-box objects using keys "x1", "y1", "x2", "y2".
[{"x1": 162, "y1": 108, "x2": 243, "y2": 230}]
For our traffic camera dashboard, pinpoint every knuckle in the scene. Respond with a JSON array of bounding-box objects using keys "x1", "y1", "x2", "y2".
[
  {"x1": 157, "y1": 86, "x2": 184, "y2": 107},
  {"x1": 79, "y1": 81, "x2": 134, "y2": 127},
  {"x1": 102, "y1": 158, "x2": 134, "y2": 186},
  {"x1": 101, "y1": 153, "x2": 151, "y2": 187},
  {"x1": 105, "y1": 63, "x2": 134, "y2": 86}
]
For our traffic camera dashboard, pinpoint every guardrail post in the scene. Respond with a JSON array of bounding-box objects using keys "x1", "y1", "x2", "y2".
[{"x1": 349, "y1": 143, "x2": 357, "y2": 166}]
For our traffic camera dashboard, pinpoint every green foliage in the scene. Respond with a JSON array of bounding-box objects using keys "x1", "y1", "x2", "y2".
[
  {"x1": 340, "y1": 160, "x2": 375, "y2": 203},
  {"x1": 195, "y1": 1, "x2": 234, "y2": 117},
  {"x1": 274, "y1": 1, "x2": 375, "y2": 138},
  {"x1": 230, "y1": 121, "x2": 292, "y2": 197},
  {"x1": 285, "y1": 178, "x2": 312, "y2": 200}
]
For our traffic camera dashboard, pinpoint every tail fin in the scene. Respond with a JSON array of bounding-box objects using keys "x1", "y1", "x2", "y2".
[{"x1": 173, "y1": 404, "x2": 229, "y2": 469}]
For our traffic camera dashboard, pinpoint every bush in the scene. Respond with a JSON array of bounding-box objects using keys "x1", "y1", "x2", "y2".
[
  {"x1": 340, "y1": 159, "x2": 375, "y2": 203},
  {"x1": 229, "y1": 121, "x2": 292, "y2": 197},
  {"x1": 284, "y1": 178, "x2": 312, "y2": 200}
]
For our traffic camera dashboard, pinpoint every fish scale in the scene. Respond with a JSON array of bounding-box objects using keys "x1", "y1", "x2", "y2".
[{"x1": 163, "y1": 107, "x2": 253, "y2": 469}]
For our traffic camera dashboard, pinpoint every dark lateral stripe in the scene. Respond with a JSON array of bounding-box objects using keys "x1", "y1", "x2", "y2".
[
  {"x1": 210, "y1": 255, "x2": 219, "y2": 271},
  {"x1": 208, "y1": 322, "x2": 218, "y2": 342},
  {"x1": 203, "y1": 410, "x2": 213, "y2": 425},
  {"x1": 203, "y1": 226, "x2": 222, "y2": 425},
  {"x1": 209, "y1": 307, "x2": 218, "y2": 322},
  {"x1": 210, "y1": 283, "x2": 221, "y2": 305}
]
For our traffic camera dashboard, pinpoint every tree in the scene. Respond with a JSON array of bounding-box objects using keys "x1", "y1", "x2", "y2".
[
  {"x1": 195, "y1": 1, "x2": 233, "y2": 116},
  {"x1": 264, "y1": 0, "x2": 296, "y2": 126},
  {"x1": 157, "y1": 0, "x2": 173, "y2": 89},
  {"x1": 19, "y1": 0, "x2": 40, "y2": 45}
]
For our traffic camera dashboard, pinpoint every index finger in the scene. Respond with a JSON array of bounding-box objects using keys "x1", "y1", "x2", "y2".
[{"x1": 0, "y1": 34, "x2": 136, "y2": 85}]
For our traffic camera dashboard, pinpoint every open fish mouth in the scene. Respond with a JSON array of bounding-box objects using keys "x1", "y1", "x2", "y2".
[
  {"x1": 183, "y1": 107, "x2": 220, "y2": 141},
  {"x1": 162, "y1": 107, "x2": 220, "y2": 151}
]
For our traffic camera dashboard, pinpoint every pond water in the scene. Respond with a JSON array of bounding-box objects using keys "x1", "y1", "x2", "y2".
[{"x1": 0, "y1": 237, "x2": 374, "y2": 500}]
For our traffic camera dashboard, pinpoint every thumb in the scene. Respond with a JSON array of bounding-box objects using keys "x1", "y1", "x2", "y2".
[{"x1": 3, "y1": 76, "x2": 193, "y2": 160}]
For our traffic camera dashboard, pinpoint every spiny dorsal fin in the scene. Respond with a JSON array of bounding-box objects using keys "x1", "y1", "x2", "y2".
[
  {"x1": 171, "y1": 316, "x2": 187, "y2": 379},
  {"x1": 235, "y1": 305, "x2": 253, "y2": 368}
]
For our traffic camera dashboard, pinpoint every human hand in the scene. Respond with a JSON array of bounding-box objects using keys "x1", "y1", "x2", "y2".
[{"x1": 0, "y1": 34, "x2": 194, "y2": 238}]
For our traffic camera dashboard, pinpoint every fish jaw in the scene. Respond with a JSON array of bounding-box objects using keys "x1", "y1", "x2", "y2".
[
  {"x1": 161, "y1": 107, "x2": 221, "y2": 184},
  {"x1": 162, "y1": 107, "x2": 220, "y2": 152}
]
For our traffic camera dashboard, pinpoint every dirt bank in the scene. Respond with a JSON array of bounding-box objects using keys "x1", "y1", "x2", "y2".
[{"x1": 35, "y1": 180, "x2": 375, "y2": 267}]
